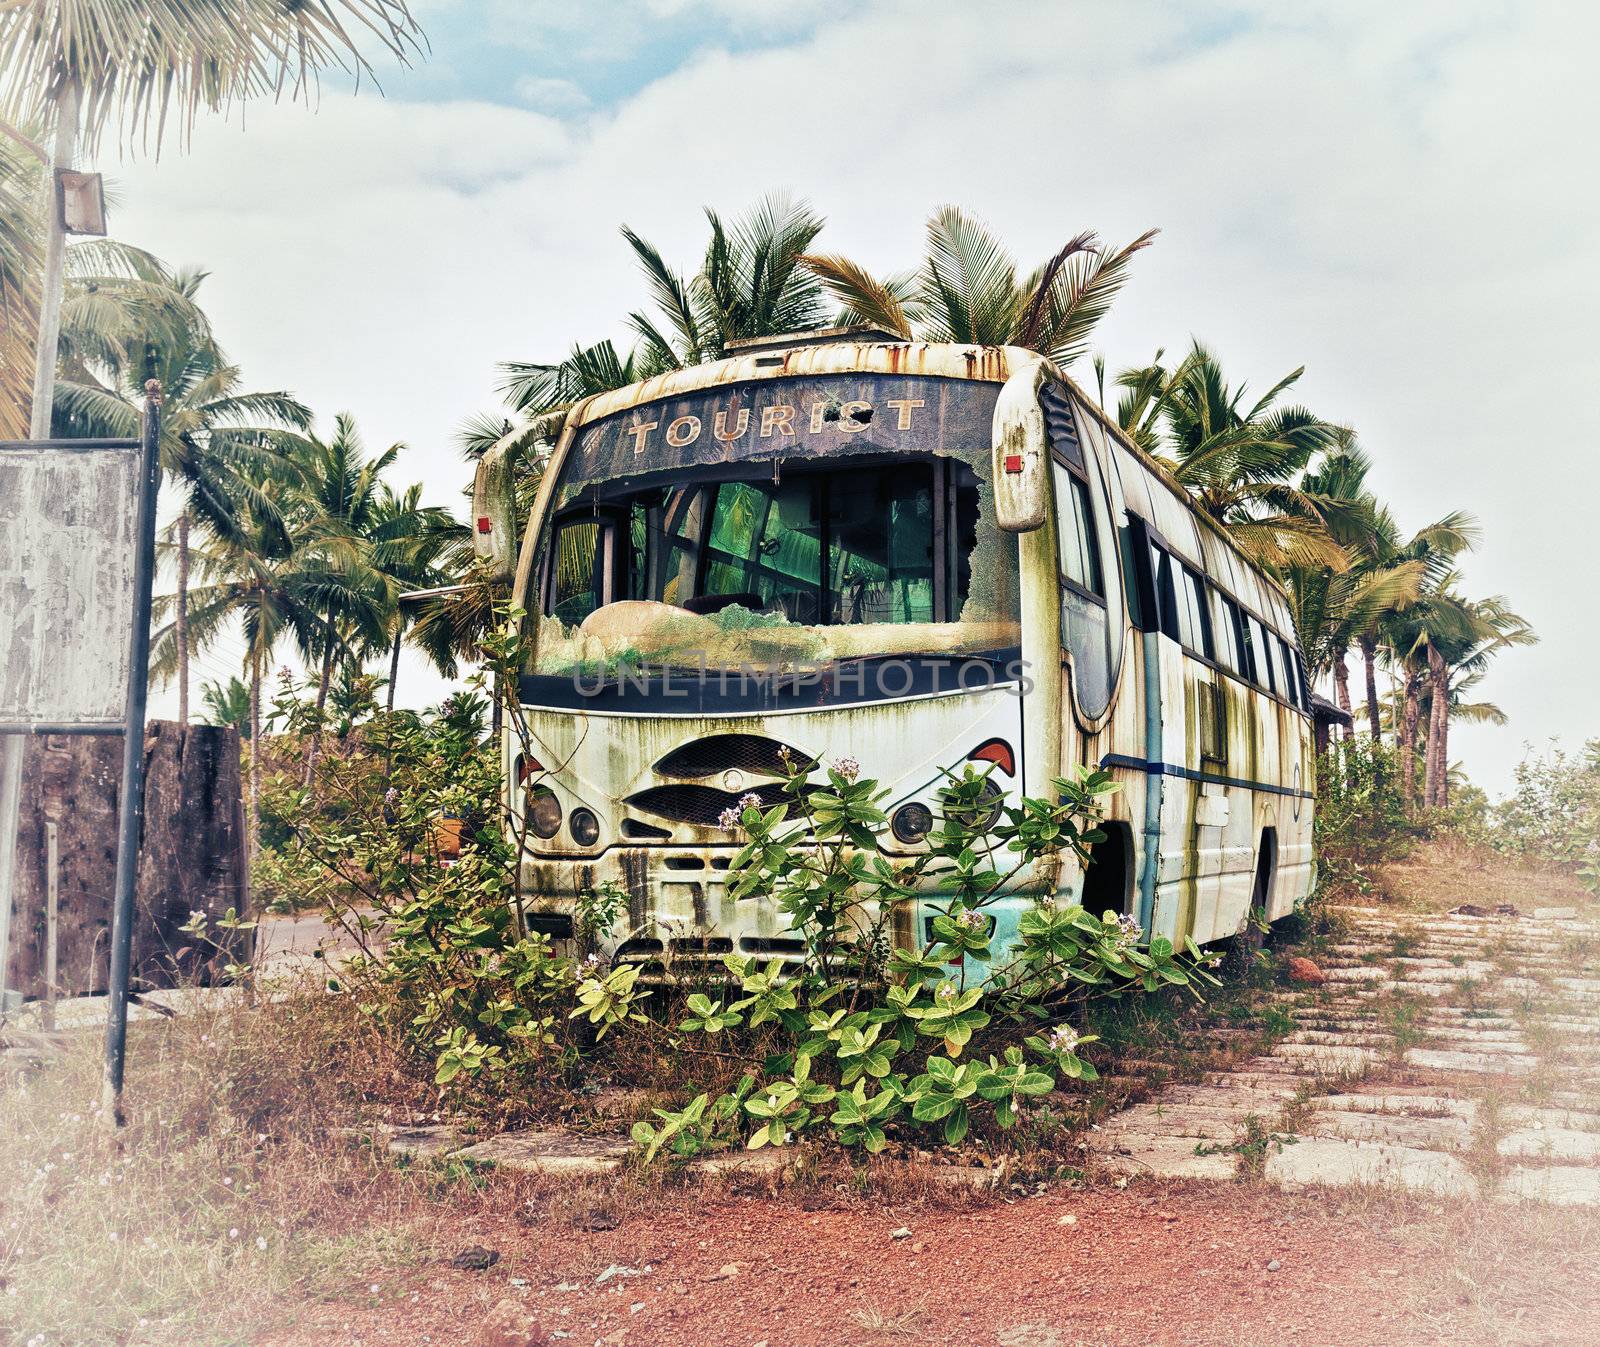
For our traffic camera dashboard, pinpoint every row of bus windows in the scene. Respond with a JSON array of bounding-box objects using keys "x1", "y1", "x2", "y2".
[
  {"x1": 1048, "y1": 451, "x2": 1309, "y2": 722},
  {"x1": 1147, "y1": 542, "x2": 1309, "y2": 711}
]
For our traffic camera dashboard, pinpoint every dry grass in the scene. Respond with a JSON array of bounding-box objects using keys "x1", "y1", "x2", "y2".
[
  {"x1": 1337, "y1": 1188, "x2": 1600, "y2": 1346},
  {"x1": 0, "y1": 986, "x2": 477, "y2": 1347},
  {"x1": 1377, "y1": 836, "x2": 1593, "y2": 915}
]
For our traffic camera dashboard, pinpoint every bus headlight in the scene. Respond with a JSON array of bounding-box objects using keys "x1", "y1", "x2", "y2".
[
  {"x1": 891, "y1": 801, "x2": 934, "y2": 844},
  {"x1": 569, "y1": 807, "x2": 601, "y2": 848},
  {"x1": 527, "y1": 787, "x2": 562, "y2": 839}
]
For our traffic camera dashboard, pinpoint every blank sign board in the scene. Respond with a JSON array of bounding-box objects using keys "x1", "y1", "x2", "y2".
[{"x1": 0, "y1": 442, "x2": 141, "y2": 728}]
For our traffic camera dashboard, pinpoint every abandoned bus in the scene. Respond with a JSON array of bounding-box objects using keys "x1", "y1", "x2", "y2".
[{"x1": 471, "y1": 328, "x2": 1315, "y2": 969}]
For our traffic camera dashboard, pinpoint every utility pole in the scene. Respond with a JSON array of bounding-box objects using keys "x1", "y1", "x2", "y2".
[{"x1": 0, "y1": 79, "x2": 82, "y2": 1016}]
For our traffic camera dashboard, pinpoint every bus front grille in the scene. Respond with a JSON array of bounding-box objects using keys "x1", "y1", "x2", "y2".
[
  {"x1": 653, "y1": 733, "x2": 802, "y2": 780},
  {"x1": 624, "y1": 782, "x2": 788, "y2": 828}
]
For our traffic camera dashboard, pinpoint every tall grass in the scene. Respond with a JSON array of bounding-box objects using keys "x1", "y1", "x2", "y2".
[{"x1": 0, "y1": 989, "x2": 431, "y2": 1346}]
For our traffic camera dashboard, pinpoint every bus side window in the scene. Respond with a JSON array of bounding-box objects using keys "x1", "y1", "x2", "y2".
[
  {"x1": 1211, "y1": 590, "x2": 1242, "y2": 673},
  {"x1": 1052, "y1": 463, "x2": 1103, "y2": 597},
  {"x1": 1246, "y1": 615, "x2": 1275, "y2": 694},
  {"x1": 1148, "y1": 542, "x2": 1177, "y2": 636},
  {"x1": 1053, "y1": 460, "x2": 1114, "y2": 718},
  {"x1": 1175, "y1": 565, "x2": 1213, "y2": 660},
  {"x1": 1273, "y1": 634, "x2": 1299, "y2": 708},
  {"x1": 1292, "y1": 647, "x2": 1310, "y2": 710}
]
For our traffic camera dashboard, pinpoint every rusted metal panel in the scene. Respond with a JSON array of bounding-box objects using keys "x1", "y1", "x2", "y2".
[
  {"x1": 0, "y1": 439, "x2": 141, "y2": 729},
  {"x1": 564, "y1": 373, "x2": 997, "y2": 493}
]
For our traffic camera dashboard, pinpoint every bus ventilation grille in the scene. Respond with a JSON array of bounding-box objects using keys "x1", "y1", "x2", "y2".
[
  {"x1": 654, "y1": 734, "x2": 804, "y2": 780},
  {"x1": 625, "y1": 783, "x2": 789, "y2": 828}
]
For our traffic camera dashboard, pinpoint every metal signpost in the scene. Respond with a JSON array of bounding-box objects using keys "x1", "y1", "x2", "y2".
[{"x1": 0, "y1": 386, "x2": 161, "y2": 1122}]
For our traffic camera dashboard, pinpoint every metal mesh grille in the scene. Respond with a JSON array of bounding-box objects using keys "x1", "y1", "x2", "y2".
[
  {"x1": 654, "y1": 734, "x2": 801, "y2": 780},
  {"x1": 625, "y1": 782, "x2": 788, "y2": 828}
]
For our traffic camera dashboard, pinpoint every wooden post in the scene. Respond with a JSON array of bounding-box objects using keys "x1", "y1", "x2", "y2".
[{"x1": 44, "y1": 823, "x2": 58, "y2": 1032}]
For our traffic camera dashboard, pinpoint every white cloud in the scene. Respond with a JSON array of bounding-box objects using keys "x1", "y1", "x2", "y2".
[
  {"x1": 513, "y1": 75, "x2": 592, "y2": 113},
  {"x1": 110, "y1": 0, "x2": 1600, "y2": 786}
]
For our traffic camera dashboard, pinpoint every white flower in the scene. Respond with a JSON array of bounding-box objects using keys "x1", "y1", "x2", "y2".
[
  {"x1": 369, "y1": 1284, "x2": 381, "y2": 1296},
  {"x1": 935, "y1": 982, "x2": 958, "y2": 1003},
  {"x1": 737, "y1": 791, "x2": 762, "y2": 811},
  {"x1": 256, "y1": 1236, "x2": 268, "y2": 1251},
  {"x1": 1113, "y1": 912, "x2": 1142, "y2": 946},
  {"x1": 833, "y1": 756, "x2": 860, "y2": 783},
  {"x1": 1046, "y1": 1025, "x2": 1081, "y2": 1055},
  {"x1": 228, "y1": 1228, "x2": 239, "y2": 1240},
  {"x1": 956, "y1": 909, "x2": 986, "y2": 931},
  {"x1": 717, "y1": 806, "x2": 741, "y2": 830}
]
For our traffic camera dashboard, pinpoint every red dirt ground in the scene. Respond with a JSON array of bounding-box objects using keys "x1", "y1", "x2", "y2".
[{"x1": 254, "y1": 1178, "x2": 1599, "y2": 1347}]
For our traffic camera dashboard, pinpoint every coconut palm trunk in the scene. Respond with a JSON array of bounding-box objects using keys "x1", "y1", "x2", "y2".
[
  {"x1": 1360, "y1": 637, "x2": 1382, "y2": 741},
  {"x1": 248, "y1": 636, "x2": 262, "y2": 863},
  {"x1": 27, "y1": 78, "x2": 79, "y2": 438},
  {"x1": 1425, "y1": 641, "x2": 1449, "y2": 807},
  {"x1": 1400, "y1": 672, "x2": 1422, "y2": 811},
  {"x1": 175, "y1": 511, "x2": 191, "y2": 725},
  {"x1": 303, "y1": 624, "x2": 338, "y2": 787},
  {"x1": 386, "y1": 628, "x2": 403, "y2": 713},
  {"x1": 1332, "y1": 649, "x2": 1353, "y2": 716}
]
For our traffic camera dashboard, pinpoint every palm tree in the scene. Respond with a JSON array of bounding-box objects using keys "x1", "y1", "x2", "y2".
[
  {"x1": 0, "y1": 0, "x2": 423, "y2": 444},
  {"x1": 1385, "y1": 584, "x2": 1536, "y2": 810},
  {"x1": 801, "y1": 205, "x2": 1156, "y2": 369},
  {"x1": 1, "y1": 129, "x2": 208, "y2": 437},
  {"x1": 153, "y1": 507, "x2": 362, "y2": 856},
  {"x1": 364, "y1": 481, "x2": 461, "y2": 712},
  {"x1": 1114, "y1": 342, "x2": 1347, "y2": 571},
  {"x1": 51, "y1": 264, "x2": 312, "y2": 724},
  {"x1": 200, "y1": 676, "x2": 251, "y2": 737},
  {"x1": 1286, "y1": 439, "x2": 1477, "y2": 731},
  {"x1": 286, "y1": 415, "x2": 402, "y2": 720},
  {"x1": 498, "y1": 195, "x2": 832, "y2": 421}
]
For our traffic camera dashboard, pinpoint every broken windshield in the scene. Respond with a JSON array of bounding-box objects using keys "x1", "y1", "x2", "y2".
[{"x1": 527, "y1": 374, "x2": 1018, "y2": 685}]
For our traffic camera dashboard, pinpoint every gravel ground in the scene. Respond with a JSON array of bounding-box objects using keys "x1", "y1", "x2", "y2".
[{"x1": 253, "y1": 1179, "x2": 1600, "y2": 1347}]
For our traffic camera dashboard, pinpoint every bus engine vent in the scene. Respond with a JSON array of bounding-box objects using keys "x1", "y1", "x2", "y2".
[
  {"x1": 654, "y1": 734, "x2": 802, "y2": 781},
  {"x1": 625, "y1": 783, "x2": 789, "y2": 828}
]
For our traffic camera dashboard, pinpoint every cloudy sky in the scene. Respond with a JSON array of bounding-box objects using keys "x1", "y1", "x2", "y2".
[{"x1": 104, "y1": 0, "x2": 1598, "y2": 792}]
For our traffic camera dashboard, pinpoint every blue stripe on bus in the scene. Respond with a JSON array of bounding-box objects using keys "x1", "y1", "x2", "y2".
[{"x1": 1098, "y1": 752, "x2": 1313, "y2": 801}]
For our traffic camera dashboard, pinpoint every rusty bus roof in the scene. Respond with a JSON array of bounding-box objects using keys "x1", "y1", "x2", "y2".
[{"x1": 519, "y1": 336, "x2": 1291, "y2": 608}]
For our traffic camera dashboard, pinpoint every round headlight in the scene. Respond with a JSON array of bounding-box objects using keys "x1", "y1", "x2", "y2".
[
  {"x1": 947, "y1": 779, "x2": 1003, "y2": 834},
  {"x1": 527, "y1": 787, "x2": 561, "y2": 839},
  {"x1": 569, "y1": 806, "x2": 601, "y2": 848},
  {"x1": 891, "y1": 801, "x2": 934, "y2": 844}
]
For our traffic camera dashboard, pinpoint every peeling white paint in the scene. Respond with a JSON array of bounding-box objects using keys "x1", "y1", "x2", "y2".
[{"x1": 0, "y1": 445, "x2": 140, "y2": 725}]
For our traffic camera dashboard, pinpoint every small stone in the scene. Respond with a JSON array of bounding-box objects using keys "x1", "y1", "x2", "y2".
[
  {"x1": 477, "y1": 1297, "x2": 550, "y2": 1347},
  {"x1": 1266, "y1": 1259, "x2": 1282, "y2": 1272},
  {"x1": 452, "y1": 1245, "x2": 501, "y2": 1271},
  {"x1": 1057, "y1": 1213, "x2": 1077, "y2": 1226},
  {"x1": 629, "y1": 1302, "x2": 645, "y2": 1314},
  {"x1": 890, "y1": 1226, "x2": 912, "y2": 1240},
  {"x1": 704, "y1": 1263, "x2": 740, "y2": 1282},
  {"x1": 1285, "y1": 957, "x2": 1326, "y2": 986},
  {"x1": 911, "y1": 1241, "x2": 926, "y2": 1253}
]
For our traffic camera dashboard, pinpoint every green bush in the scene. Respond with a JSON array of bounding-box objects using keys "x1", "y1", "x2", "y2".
[
  {"x1": 625, "y1": 754, "x2": 1217, "y2": 1161},
  {"x1": 1312, "y1": 738, "x2": 1418, "y2": 900},
  {"x1": 1490, "y1": 740, "x2": 1600, "y2": 888},
  {"x1": 262, "y1": 606, "x2": 1218, "y2": 1155}
]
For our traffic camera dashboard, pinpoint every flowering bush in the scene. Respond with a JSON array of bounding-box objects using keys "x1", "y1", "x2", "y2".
[
  {"x1": 626, "y1": 753, "x2": 1218, "y2": 1160},
  {"x1": 262, "y1": 605, "x2": 1218, "y2": 1150}
]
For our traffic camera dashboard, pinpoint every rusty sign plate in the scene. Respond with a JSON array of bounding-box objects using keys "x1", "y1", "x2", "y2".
[{"x1": 0, "y1": 439, "x2": 142, "y2": 729}]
